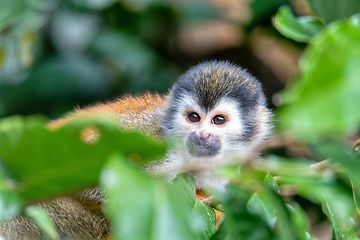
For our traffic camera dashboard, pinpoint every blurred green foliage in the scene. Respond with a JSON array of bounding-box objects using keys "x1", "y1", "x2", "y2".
[
  {"x1": 101, "y1": 155, "x2": 213, "y2": 240},
  {"x1": 0, "y1": 115, "x2": 166, "y2": 202},
  {"x1": 274, "y1": 6, "x2": 324, "y2": 43},
  {"x1": 0, "y1": 0, "x2": 288, "y2": 118},
  {"x1": 276, "y1": 7, "x2": 360, "y2": 141},
  {"x1": 1, "y1": 0, "x2": 360, "y2": 240},
  {"x1": 0, "y1": 0, "x2": 204, "y2": 117}
]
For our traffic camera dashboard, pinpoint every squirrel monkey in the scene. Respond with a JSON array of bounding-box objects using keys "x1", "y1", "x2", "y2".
[{"x1": 0, "y1": 60, "x2": 272, "y2": 239}]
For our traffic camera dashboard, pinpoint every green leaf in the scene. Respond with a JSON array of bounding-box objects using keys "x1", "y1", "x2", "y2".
[
  {"x1": 100, "y1": 154, "x2": 204, "y2": 240},
  {"x1": 279, "y1": 171, "x2": 358, "y2": 240},
  {"x1": 308, "y1": 0, "x2": 360, "y2": 24},
  {"x1": 264, "y1": 172, "x2": 280, "y2": 193},
  {"x1": 25, "y1": 206, "x2": 59, "y2": 240},
  {"x1": 279, "y1": 19, "x2": 360, "y2": 141},
  {"x1": 316, "y1": 143, "x2": 360, "y2": 217},
  {"x1": 265, "y1": 155, "x2": 356, "y2": 240},
  {"x1": 287, "y1": 204, "x2": 312, "y2": 240},
  {"x1": 172, "y1": 173, "x2": 196, "y2": 204},
  {"x1": 263, "y1": 188, "x2": 306, "y2": 240},
  {"x1": 258, "y1": 156, "x2": 316, "y2": 178},
  {"x1": 274, "y1": 6, "x2": 324, "y2": 43},
  {"x1": 315, "y1": 144, "x2": 360, "y2": 187},
  {"x1": 0, "y1": 115, "x2": 166, "y2": 202},
  {"x1": 247, "y1": 193, "x2": 277, "y2": 228},
  {"x1": 320, "y1": 197, "x2": 358, "y2": 240},
  {"x1": 0, "y1": 189, "x2": 23, "y2": 221},
  {"x1": 194, "y1": 199, "x2": 217, "y2": 239},
  {"x1": 247, "y1": 174, "x2": 278, "y2": 228},
  {"x1": 217, "y1": 186, "x2": 274, "y2": 240},
  {"x1": 173, "y1": 173, "x2": 217, "y2": 239}
]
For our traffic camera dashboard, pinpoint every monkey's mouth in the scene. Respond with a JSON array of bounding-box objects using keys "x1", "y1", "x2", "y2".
[
  {"x1": 186, "y1": 133, "x2": 221, "y2": 157},
  {"x1": 187, "y1": 145, "x2": 219, "y2": 157}
]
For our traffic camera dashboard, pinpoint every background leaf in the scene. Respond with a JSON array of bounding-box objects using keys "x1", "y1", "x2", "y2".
[
  {"x1": 274, "y1": 6, "x2": 324, "y2": 43},
  {"x1": 308, "y1": 0, "x2": 360, "y2": 24},
  {"x1": 279, "y1": 19, "x2": 360, "y2": 141}
]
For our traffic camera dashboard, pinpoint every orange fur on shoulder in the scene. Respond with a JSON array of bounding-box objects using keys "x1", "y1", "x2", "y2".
[{"x1": 48, "y1": 93, "x2": 166, "y2": 142}]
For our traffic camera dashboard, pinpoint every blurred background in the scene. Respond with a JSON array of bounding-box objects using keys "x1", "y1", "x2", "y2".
[
  {"x1": 2, "y1": 1, "x2": 359, "y2": 239},
  {"x1": 0, "y1": 0, "x2": 306, "y2": 119}
]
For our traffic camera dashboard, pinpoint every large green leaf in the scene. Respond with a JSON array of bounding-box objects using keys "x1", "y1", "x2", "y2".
[
  {"x1": 0, "y1": 115, "x2": 166, "y2": 201},
  {"x1": 308, "y1": 0, "x2": 360, "y2": 24},
  {"x1": 100, "y1": 154, "x2": 204, "y2": 240},
  {"x1": 274, "y1": 6, "x2": 324, "y2": 43},
  {"x1": 279, "y1": 19, "x2": 360, "y2": 141}
]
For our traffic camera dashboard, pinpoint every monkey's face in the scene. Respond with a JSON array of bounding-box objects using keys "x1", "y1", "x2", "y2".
[
  {"x1": 162, "y1": 61, "x2": 272, "y2": 164},
  {"x1": 165, "y1": 96, "x2": 245, "y2": 161}
]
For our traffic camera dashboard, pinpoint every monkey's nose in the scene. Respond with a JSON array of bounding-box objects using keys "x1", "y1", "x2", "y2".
[{"x1": 198, "y1": 131, "x2": 211, "y2": 141}]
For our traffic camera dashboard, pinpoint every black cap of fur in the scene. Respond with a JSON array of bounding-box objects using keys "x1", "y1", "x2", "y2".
[{"x1": 163, "y1": 60, "x2": 266, "y2": 141}]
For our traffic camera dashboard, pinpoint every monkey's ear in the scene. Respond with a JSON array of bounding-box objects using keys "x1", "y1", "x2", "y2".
[{"x1": 246, "y1": 105, "x2": 273, "y2": 152}]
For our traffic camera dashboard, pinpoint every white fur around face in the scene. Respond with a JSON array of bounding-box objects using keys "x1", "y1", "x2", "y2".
[
  {"x1": 166, "y1": 97, "x2": 247, "y2": 158},
  {"x1": 155, "y1": 96, "x2": 260, "y2": 191},
  {"x1": 148, "y1": 91, "x2": 273, "y2": 191}
]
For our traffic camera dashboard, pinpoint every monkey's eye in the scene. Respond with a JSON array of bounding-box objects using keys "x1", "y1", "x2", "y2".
[
  {"x1": 212, "y1": 115, "x2": 226, "y2": 125},
  {"x1": 187, "y1": 112, "x2": 200, "y2": 123}
]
